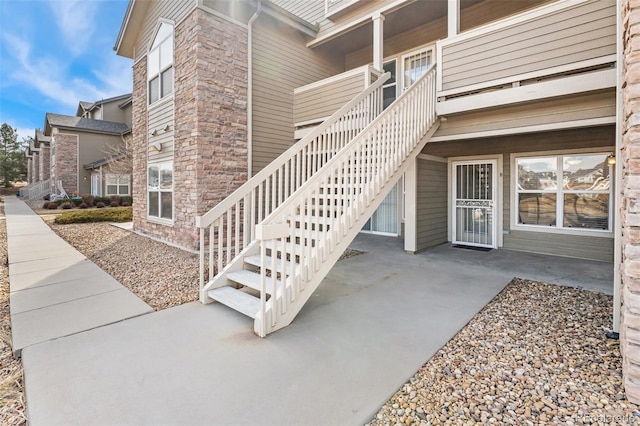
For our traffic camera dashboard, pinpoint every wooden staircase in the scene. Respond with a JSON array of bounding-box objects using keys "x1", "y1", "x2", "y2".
[{"x1": 196, "y1": 64, "x2": 439, "y2": 336}]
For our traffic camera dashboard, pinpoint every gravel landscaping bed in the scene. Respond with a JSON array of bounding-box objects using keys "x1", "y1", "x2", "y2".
[
  {"x1": 0, "y1": 199, "x2": 27, "y2": 425},
  {"x1": 368, "y1": 278, "x2": 638, "y2": 425}
]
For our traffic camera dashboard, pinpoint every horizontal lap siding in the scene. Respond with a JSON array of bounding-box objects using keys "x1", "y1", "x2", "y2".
[
  {"x1": 148, "y1": 98, "x2": 174, "y2": 163},
  {"x1": 435, "y1": 91, "x2": 615, "y2": 138},
  {"x1": 441, "y1": 1, "x2": 616, "y2": 91},
  {"x1": 251, "y1": 16, "x2": 343, "y2": 175},
  {"x1": 134, "y1": 0, "x2": 195, "y2": 61},
  {"x1": 293, "y1": 73, "x2": 364, "y2": 124},
  {"x1": 423, "y1": 126, "x2": 615, "y2": 261},
  {"x1": 416, "y1": 159, "x2": 448, "y2": 251}
]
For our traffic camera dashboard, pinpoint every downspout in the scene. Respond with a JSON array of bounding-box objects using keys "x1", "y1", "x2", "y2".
[
  {"x1": 613, "y1": 0, "x2": 623, "y2": 335},
  {"x1": 247, "y1": 1, "x2": 262, "y2": 178}
]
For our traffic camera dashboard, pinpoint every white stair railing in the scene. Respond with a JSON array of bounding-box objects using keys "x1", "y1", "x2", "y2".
[
  {"x1": 196, "y1": 71, "x2": 389, "y2": 295},
  {"x1": 254, "y1": 64, "x2": 438, "y2": 336},
  {"x1": 22, "y1": 179, "x2": 52, "y2": 201}
]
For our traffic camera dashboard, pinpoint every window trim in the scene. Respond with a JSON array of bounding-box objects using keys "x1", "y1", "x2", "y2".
[
  {"x1": 147, "y1": 20, "x2": 174, "y2": 106},
  {"x1": 147, "y1": 160, "x2": 174, "y2": 224},
  {"x1": 510, "y1": 148, "x2": 614, "y2": 238},
  {"x1": 105, "y1": 173, "x2": 130, "y2": 196}
]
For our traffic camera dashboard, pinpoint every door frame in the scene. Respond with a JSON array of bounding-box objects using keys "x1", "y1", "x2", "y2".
[{"x1": 448, "y1": 155, "x2": 503, "y2": 248}]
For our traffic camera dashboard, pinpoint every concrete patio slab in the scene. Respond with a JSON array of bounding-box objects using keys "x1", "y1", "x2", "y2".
[
  {"x1": 21, "y1": 233, "x2": 613, "y2": 426},
  {"x1": 4, "y1": 196, "x2": 153, "y2": 356}
]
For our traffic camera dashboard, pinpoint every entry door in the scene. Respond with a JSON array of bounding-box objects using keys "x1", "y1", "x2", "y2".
[
  {"x1": 452, "y1": 160, "x2": 497, "y2": 248},
  {"x1": 91, "y1": 174, "x2": 100, "y2": 196}
]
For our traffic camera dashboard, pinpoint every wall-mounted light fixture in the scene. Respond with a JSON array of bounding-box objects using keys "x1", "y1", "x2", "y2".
[
  {"x1": 151, "y1": 129, "x2": 158, "y2": 136},
  {"x1": 164, "y1": 124, "x2": 171, "y2": 132},
  {"x1": 607, "y1": 153, "x2": 616, "y2": 166},
  {"x1": 151, "y1": 142, "x2": 163, "y2": 152}
]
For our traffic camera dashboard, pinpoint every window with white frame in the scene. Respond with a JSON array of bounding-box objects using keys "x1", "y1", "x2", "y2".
[
  {"x1": 148, "y1": 161, "x2": 173, "y2": 220},
  {"x1": 515, "y1": 153, "x2": 611, "y2": 231},
  {"x1": 148, "y1": 22, "x2": 173, "y2": 105},
  {"x1": 105, "y1": 174, "x2": 130, "y2": 196}
]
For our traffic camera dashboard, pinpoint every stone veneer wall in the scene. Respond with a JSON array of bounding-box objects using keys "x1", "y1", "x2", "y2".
[
  {"x1": 622, "y1": 0, "x2": 640, "y2": 404},
  {"x1": 27, "y1": 157, "x2": 33, "y2": 184},
  {"x1": 51, "y1": 133, "x2": 78, "y2": 194},
  {"x1": 32, "y1": 152, "x2": 39, "y2": 184},
  {"x1": 131, "y1": 8, "x2": 248, "y2": 251},
  {"x1": 39, "y1": 146, "x2": 50, "y2": 181}
]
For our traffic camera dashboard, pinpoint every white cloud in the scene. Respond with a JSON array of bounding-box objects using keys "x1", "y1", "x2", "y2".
[
  {"x1": 48, "y1": 0, "x2": 99, "y2": 56},
  {"x1": 2, "y1": 33, "x2": 129, "y2": 110}
]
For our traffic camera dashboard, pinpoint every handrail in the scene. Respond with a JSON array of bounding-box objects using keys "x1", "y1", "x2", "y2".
[
  {"x1": 197, "y1": 71, "x2": 390, "y2": 288},
  {"x1": 256, "y1": 64, "x2": 438, "y2": 334}
]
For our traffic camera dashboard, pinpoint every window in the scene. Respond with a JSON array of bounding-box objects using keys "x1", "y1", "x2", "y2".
[
  {"x1": 148, "y1": 22, "x2": 173, "y2": 104},
  {"x1": 382, "y1": 60, "x2": 396, "y2": 110},
  {"x1": 105, "y1": 174, "x2": 130, "y2": 196},
  {"x1": 148, "y1": 161, "x2": 173, "y2": 220},
  {"x1": 402, "y1": 48, "x2": 433, "y2": 91},
  {"x1": 515, "y1": 153, "x2": 611, "y2": 231}
]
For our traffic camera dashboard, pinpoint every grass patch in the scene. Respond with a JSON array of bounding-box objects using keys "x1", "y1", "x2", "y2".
[{"x1": 54, "y1": 207, "x2": 132, "y2": 224}]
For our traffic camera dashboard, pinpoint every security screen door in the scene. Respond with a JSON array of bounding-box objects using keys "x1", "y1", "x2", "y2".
[{"x1": 452, "y1": 160, "x2": 497, "y2": 248}]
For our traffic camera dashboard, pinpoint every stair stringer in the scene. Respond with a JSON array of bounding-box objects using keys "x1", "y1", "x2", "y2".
[{"x1": 255, "y1": 120, "x2": 441, "y2": 336}]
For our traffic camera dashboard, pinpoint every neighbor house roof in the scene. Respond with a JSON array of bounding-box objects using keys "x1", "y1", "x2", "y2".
[
  {"x1": 33, "y1": 129, "x2": 51, "y2": 148},
  {"x1": 83, "y1": 153, "x2": 127, "y2": 170},
  {"x1": 27, "y1": 139, "x2": 40, "y2": 155},
  {"x1": 44, "y1": 113, "x2": 130, "y2": 136},
  {"x1": 76, "y1": 93, "x2": 132, "y2": 116}
]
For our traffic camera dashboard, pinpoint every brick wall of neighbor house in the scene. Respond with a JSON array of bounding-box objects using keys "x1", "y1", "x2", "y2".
[
  {"x1": 132, "y1": 57, "x2": 147, "y2": 235},
  {"x1": 622, "y1": 0, "x2": 640, "y2": 405},
  {"x1": 39, "y1": 146, "x2": 50, "y2": 181},
  {"x1": 51, "y1": 133, "x2": 78, "y2": 194},
  {"x1": 132, "y1": 8, "x2": 248, "y2": 250}
]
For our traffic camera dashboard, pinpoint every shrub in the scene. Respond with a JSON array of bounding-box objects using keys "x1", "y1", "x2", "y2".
[
  {"x1": 48, "y1": 202, "x2": 59, "y2": 210},
  {"x1": 42, "y1": 202, "x2": 50, "y2": 209},
  {"x1": 121, "y1": 201, "x2": 131, "y2": 207},
  {"x1": 110, "y1": 201, "x2": 120, "y2": 208},
  {"x1": 96, "y1": 202, "x2": 106, "y2": 208},
  {"x1": 79, "y1": 202, "x2": 88, "y2": 209},
  {"x1": 54, "y1": 207, "x2": 133, "y2": 224},
  {"x1": 109, "y1": 195, "x2": 121, "y2": 206},
  {"x1": 82, "y1": 194, "x2": 94, "y2": 207},
  {"x1": 60, "y1": 202, "x2": 73, "y2": 209},
  {"x1": 120, "y1": 196, "x2": 133, "y2": 205}
]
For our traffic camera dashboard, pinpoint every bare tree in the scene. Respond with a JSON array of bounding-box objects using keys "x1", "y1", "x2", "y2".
[{"x1": 101, "y1": 133, "x2": 132, "y2": 175}]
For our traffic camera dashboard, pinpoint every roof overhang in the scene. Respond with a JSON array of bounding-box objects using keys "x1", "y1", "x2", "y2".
[{"x1": 114, "y1": 0, "x2": 151, "y2": 59}]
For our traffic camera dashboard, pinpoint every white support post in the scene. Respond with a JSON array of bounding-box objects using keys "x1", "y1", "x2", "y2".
[
  {"x1": 372, "y1": 12, "x2": 385, "y2": 72},
  {"x1": 447, "y1": 0, "x2": 460, "y2": 38},
  {"x1": 404, "y1": 158, "x2": 418, "y2": 253}
]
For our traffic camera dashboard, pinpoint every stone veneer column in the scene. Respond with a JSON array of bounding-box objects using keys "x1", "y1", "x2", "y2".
[
  {"x1": 131, "y1": 8, "x2": 248, "y2": 251},
  {"x1": 27, "y1": 157, "x2": 33, "y2": 184},
  {"x1": 33, "y1": 152, "x2": 39, "y2": 183},
  {"x1": 622, "y1": 0, "x2": 640, "y2": 404},
  {"x1": 131, "y1": 57, "x2": 147, "y2": 234},
  {"x1": 52, "y1": 133, "x2": 78, "y2": 194},
  {"x1": 39, "y1": 146, "x2": 50, "y2": 181}
]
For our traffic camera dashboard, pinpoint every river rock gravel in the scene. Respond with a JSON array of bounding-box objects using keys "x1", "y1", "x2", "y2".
[{"x1": 368, "y1": 278, "x2": 638, "y2": 425}]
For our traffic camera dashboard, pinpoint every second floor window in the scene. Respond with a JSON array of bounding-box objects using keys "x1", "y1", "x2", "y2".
[{"x1": 148, "y1": 22, "x2": 173, "y2": 105}]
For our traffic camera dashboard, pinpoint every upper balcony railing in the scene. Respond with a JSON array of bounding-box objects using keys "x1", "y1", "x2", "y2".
[
  {"x1": 436, "y1": 0, "x2": 616, "y2": 115},
  {"x1": 293, "y1": 65, "x2": 382, "y2": 132}
]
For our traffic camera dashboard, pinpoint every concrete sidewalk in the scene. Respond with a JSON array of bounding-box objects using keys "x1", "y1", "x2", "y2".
[
  {"x1": 5, "y1": 196, "x2": 152, "y2": 355},
  {"x1": 18, "y1": 231, "x2": 612, "y2": 425}
]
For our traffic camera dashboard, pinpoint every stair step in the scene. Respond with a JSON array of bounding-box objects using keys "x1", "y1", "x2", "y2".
[
  {"x1": 244, "y1": 254, "x2": 298, "y2": 274},
  {"x1": 265, "y1": 240, "x2": 303, "y2": 255},
  {"x1": 227, "y1": 270, "x2": 282, "y2": 295},
  {"x1": 208, "y1": 286, "x2": 260, "y2": 318}
]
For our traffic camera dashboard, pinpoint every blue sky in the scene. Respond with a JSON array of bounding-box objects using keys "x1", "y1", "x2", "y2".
[{"x1": 0, "y1": 0, "x2": 132, "y2": 142}]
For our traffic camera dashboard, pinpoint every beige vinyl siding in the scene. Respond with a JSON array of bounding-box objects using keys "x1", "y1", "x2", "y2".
[
  {"x1": 251, "y1": 15, "x2": 343, "y2": 175},
  {"x1": 294, "y1": 72, "x2": 365, "y2": 125},
  {"x1": 134, "y1": 0, "x2": 195, "y2": 61},
  {"x1": 75, "y1": 131, "x2": 123, "y2": 194},
  {"x1": 422, "y1": 126, "x2": 615, "y2": 261},
  {"x1": 148, "y1": 98, "x2": 174, "y2": 163},
  {"x1": 416, "y1": 158, "x2": 448, "y2": 251},
  {"x1": 344, "y1": 0, "x2": 549, "y2": 69},
  {"x1": 441, "y1": 1, "x2": 616, "y2": 92},
  {"x1": 435, "y1": 91, "x2": 615, "y2": 139}
]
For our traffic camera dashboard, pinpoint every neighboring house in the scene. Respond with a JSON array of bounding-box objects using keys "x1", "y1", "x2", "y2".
[
  {"x1": 22, "y1": 94, "x2": 133, "y2": 200},
  {"x1": 112, "y1": 0, "x2": 640, "y2": 403}
]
